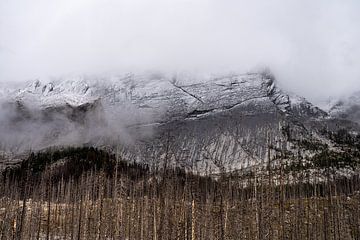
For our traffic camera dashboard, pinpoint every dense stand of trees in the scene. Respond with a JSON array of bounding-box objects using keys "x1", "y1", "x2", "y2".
[{"x1": 0, "y1": 146, "x2": 359, "y2": 239}]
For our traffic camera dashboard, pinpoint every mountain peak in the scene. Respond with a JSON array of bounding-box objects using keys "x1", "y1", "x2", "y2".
[{"x1": 4, "y1": 71, "x2": 327, "y2": 122}]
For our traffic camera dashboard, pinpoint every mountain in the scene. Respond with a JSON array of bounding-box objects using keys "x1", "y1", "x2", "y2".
[
  {"x1": 2, "y1": 71, "x2": 326, "y2": 125},
  {"x1": 0, "y1": 71, "x2": 359, "y2": 174},
  {"x1": 327, "y1": 91, "x2": 360, "y2": 124}
]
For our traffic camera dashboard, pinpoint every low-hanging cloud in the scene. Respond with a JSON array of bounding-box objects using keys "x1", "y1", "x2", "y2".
[
  {"x1": 0, "y1": 86, "x2": 156, "y2": 153},
  {"x1": 0, "y1": 0, "x2": 360, "y2": 102}
]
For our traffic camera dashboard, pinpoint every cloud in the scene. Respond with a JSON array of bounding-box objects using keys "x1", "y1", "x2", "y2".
[
  {"x1": 0, "y1": 89, "x2": 155, "y2": 153},
  {"x1": 0, "y1": 0, "x2": 359, "y2": 102}
]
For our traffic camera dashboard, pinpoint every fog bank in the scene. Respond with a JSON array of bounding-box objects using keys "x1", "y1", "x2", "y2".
[{"x1": 1, "y1": 0, "x2": 360, "y2": 102}]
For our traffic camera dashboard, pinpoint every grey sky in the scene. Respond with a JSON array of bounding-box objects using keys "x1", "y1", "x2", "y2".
[{"x1": 0, "y1": 0, "x2": 359, "y2": 102}]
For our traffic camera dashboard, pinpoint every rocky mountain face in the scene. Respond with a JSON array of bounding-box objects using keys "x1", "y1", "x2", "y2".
[
  {"x1": 1, "y1": 71, "x2": 326, "y2": 125},
  {"x1": 0, "y1": 71, "x2": 359, "y2": 173}
]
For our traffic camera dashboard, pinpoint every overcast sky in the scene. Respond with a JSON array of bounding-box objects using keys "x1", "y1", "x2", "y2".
[{"x1": 0, "y1": 0, "x2": 359, "y2": 102}]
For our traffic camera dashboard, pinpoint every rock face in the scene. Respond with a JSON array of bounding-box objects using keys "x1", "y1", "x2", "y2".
[
  {"x1": 0, "y1": 71, "x2": 356, "y2": 173},
  {"x1": 3, "y1": 72, "x2": 326, "y2": 123}
]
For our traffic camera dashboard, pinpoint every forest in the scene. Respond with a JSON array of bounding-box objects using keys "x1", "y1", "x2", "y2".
[{"x1": 0, "y1": 138, "x2": 360, "y2": 240}]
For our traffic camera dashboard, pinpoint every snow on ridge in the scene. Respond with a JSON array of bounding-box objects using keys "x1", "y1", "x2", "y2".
[{"x1": 0, "y1": 72, "x2": 322, "y2": 121}]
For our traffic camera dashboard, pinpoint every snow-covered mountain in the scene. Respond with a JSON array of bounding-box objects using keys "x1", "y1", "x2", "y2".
[
  {"x1": 4, "y1": 71, "x2": 326, "y2": 124},
  {"x1": 0, "y1": 71, "x2": 358, "y2": 173}
]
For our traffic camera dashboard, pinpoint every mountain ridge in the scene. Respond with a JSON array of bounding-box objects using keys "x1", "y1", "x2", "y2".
[
  {"x1": 2, "y1": 71, "x2": 327, "y2": 124},
  {"x1": 1, "y1": 71, "x2": 359, "y2": 174}
]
